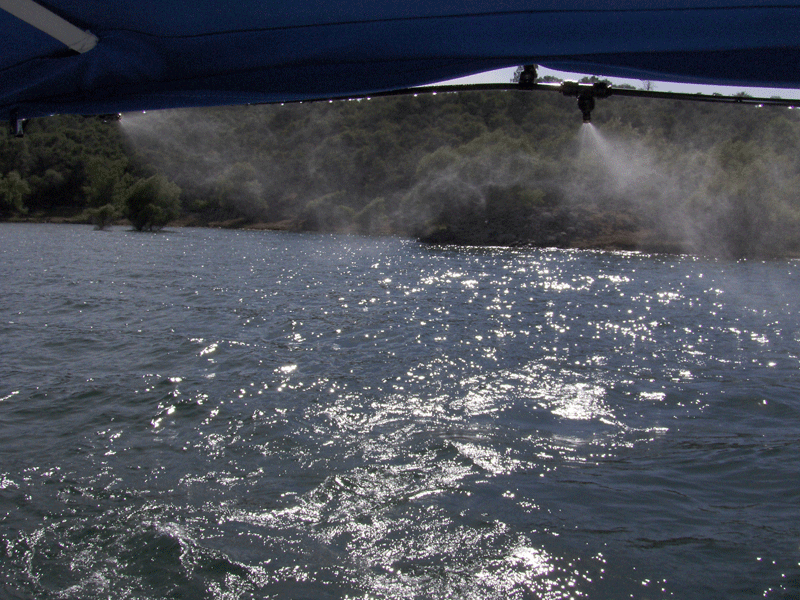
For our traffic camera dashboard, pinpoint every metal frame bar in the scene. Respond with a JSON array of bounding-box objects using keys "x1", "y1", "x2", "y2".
[
  {"x1": 327, "y1": 81, "x2": 800, "y2": 109},
  {"x1": 0, "y1": 0, "x2": 98, "y2": 53}
]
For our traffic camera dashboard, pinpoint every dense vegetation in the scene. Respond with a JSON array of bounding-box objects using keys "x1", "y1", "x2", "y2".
[
  {"x1": 0, "y1": 115, "x2": 179, "y2": 231},
  {"x1": 3, "y1": 81, "x2": 800, "y2": 258}
]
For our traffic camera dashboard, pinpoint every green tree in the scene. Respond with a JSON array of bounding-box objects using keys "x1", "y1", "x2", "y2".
[
  {"x1": 300, "y1": 191, "x2": 355, "y2": 232},
  {"x1": 210, "y1": 162, "x2": 267, "y2": 221},
  {"x1": 83, "y1": 157, "x2": 128, "y2": 206},
  {"x1": 0, "y1": 171, "x2": 31, "y2": 215},
  {"x1": 354, "y1": 197, "x2": 389, "y2": 234},
  {"x1": 125, "y1": 174, "x2": 181, "y2": 231},
  {"x1": 82, "y1": 157, "x2": 133, "y2": 228}
]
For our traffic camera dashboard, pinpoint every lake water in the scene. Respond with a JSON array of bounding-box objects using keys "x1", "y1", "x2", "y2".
[{"x1": 1, "y1": 223, "x2": 798, "y2": 599}]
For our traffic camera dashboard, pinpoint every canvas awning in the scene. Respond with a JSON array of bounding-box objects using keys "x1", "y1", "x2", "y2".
[{"x1": 2, "y1": 0, "x2": 800, "y2": 120}]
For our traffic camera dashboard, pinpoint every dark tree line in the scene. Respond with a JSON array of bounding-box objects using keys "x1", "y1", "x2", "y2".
[
  {"x1": 3, "y1": 83, "x2": 800, "y2": 257},
  {"x1": 0, "y1": 116, "x2": 178, "y2": 230}
]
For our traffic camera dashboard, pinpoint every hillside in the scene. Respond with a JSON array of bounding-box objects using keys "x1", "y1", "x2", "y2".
[{"x1": 3, "y1": 87, "x2": 800, "y2": 258}]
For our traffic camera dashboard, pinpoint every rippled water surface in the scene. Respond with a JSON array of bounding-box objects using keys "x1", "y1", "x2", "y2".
[{"x1": 1, "y1": 223, "x2": 799, "y2": 599}]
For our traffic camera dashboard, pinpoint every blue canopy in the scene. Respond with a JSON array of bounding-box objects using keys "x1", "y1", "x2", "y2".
[{"x1": 3, "y1": 0, "x2": 800, "y2": 120}]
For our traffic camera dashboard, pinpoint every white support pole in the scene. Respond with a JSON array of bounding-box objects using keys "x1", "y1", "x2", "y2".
[{"x1": 0, "y1": 0, "x2": 98, "y2": 53}]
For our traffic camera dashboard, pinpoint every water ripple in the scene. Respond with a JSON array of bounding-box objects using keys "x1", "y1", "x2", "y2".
[{"x1": 1, "y1": 225, "x2": 799, "y2": 599}]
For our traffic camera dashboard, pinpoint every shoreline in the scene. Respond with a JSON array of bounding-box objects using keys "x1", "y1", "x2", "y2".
[{"x1": 3, "y1": 215, "x2": 797, "y2": 260}]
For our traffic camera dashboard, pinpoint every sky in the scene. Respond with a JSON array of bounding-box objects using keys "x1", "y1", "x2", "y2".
[{"x1": 441, "y1": 66, "x2": 800, "y2": 100}]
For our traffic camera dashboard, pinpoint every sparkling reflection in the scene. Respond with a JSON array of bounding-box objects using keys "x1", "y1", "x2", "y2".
[{"x1": 2, "y1": 229, "x2": 799, "y2": 599}]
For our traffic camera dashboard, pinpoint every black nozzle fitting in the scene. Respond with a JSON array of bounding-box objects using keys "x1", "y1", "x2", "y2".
[
  {"x1": 561, "y1": 81, "x2": 611, "y2": 123},
  {"x1": 577, "y1": 93, "x2": 595, "y2": 123},
  {"x1": 9, "y1": 109, "x2": 25, "y2": 138},
  {"x1": 517, "y1": 65, "x2": 538, "y2": 89}
]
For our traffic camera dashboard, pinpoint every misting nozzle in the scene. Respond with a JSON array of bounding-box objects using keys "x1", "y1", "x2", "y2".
[
  {"x1": 9, "y1": 109, "x2": 25, "y2": 137},
  {"x1": 561, "y1": 81, "x2": 611, "y2": 123},
  {"x1": 577, "y1": 93, "x2": 595, "y2": 123}
]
